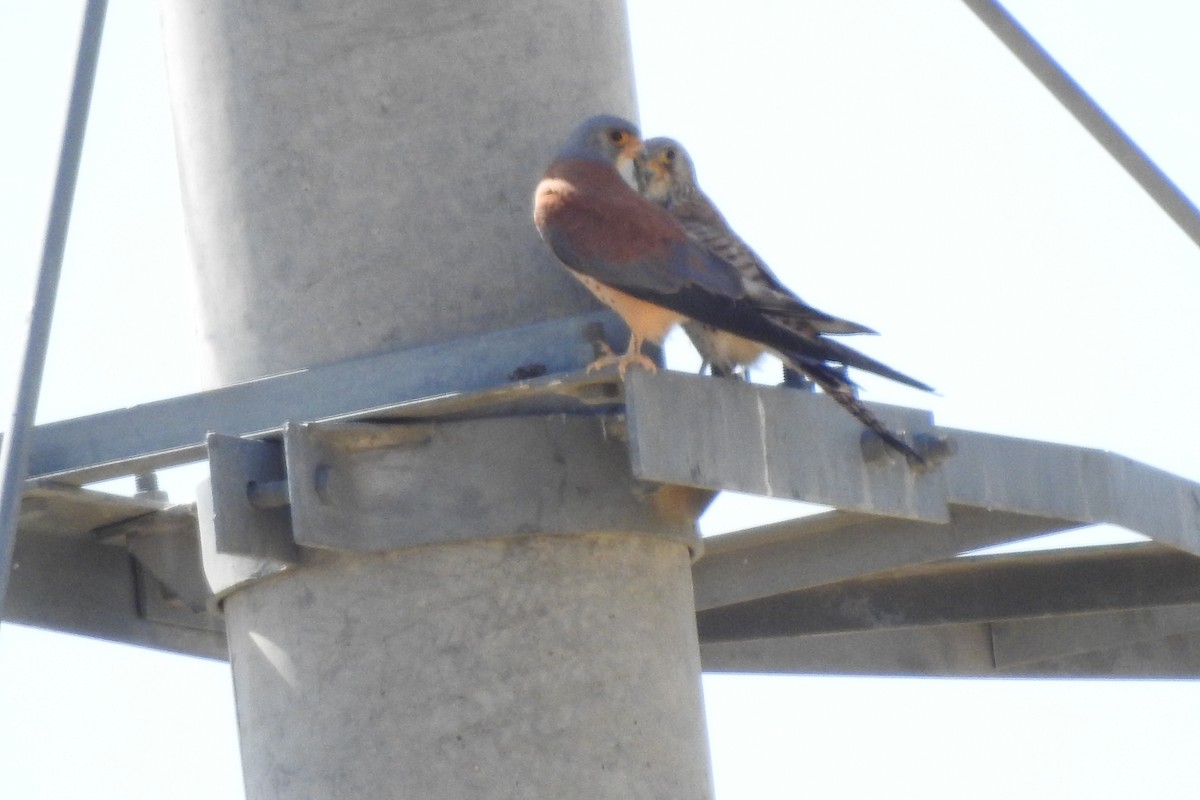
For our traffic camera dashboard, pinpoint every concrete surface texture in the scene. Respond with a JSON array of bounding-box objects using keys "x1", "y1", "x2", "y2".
[
  {"x1": 225, "y1": 535, "x2": 713, "y2": 799},
  {"x1": 159, "y1": 0, "x2": 637, "y2": 385}
]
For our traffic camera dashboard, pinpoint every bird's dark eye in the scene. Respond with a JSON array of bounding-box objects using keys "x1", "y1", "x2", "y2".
[
  {"x1": 609, "y1": 130, "x2": 625, "y2": 144},
  {"x1": 664, "y1": 148, "x2": 676, "y2": 163}
]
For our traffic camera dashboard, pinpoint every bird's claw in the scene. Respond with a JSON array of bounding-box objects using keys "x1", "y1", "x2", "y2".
[
  {"x1": 586, "y1": 341, "x2": 618, "y2": 373},
  {"x1": 586, "y1": 350, "x2": 658, "y2": 377},
  {"x1": 616, "y1": 352, "x2": 658, "y2": 376}
]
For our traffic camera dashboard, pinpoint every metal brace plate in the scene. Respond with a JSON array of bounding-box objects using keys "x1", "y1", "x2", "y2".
[
  {"x1": 282, "y1": 416, "x2": 701, "y2": 553},
  {"x1": 624, "y1": 370, "x2": 950, "y2": 523},
  {"x1": 199, "y1": 435, "x2": 299, "y2": 598}
]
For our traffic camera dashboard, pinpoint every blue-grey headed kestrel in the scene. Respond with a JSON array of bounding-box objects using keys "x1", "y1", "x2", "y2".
[{"x1": 533, "y1": 116, "x2": 931, "y2": 462}]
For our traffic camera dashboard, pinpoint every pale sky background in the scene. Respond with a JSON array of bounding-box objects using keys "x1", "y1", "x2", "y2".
[{"x1": 2, "y1": 1, "x2": 1200, "y2": 798}]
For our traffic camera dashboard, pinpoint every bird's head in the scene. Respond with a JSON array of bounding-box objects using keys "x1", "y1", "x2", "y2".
[
  {"x1": 554, "y1": 114, "x2": 643, "y2": 166},
  {"x1": 634, "y1": 137, "x2": 699, "y2": 208}
]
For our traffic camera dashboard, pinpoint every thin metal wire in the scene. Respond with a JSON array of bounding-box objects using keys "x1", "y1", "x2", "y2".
[
  {"x1": 962, "y1": 0, "x2": 1200, "y2": 250},
  {"x1": 0, "y1": 0, "x2": 109, "y2": 616}
]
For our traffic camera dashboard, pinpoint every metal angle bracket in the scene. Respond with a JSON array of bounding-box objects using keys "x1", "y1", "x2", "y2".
[
  {"x1": 199, "y1": 434, "x2": 298, "y2": 600},
  {"x1": 113, "y1": 506, "x2": 213, "y2": 613},
  {"x1": 624, "y1": 370, "x2": 952, "y2": 523},
  {"x1": 281, "y1": 416, "x2": 701, "y2": 554},
  {"x1": 198, "y1": 415, "x2": 703, "y2": 600},
  {"x1": 133, "y1": 559, "x2": 225, "y2": 635}
]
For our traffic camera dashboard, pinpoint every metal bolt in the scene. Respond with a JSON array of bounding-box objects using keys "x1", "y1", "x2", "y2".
[
  {"x1": 912, "y1": 432, "x2": 958, "y2": 466},
  {"x1": 780, "y1": 365, "x2": 813, "y2": 391},
  {"x1": 860, "y1": 430, "x2": 958, "y2": 469},
  {"x1": 134, "y1": 471, "x2": 168, "y2": 503}
]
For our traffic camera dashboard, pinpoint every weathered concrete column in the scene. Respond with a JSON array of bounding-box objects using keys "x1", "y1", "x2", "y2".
[
  {"x1": 160, "y1": 1, "x2": 714, "y2": 798},
  {"x1": 160, "y1": 0, "x2": 638, "y2": 385},
  {"x1": 224, "y1": 535, "x2": 708, "y2": 798}
]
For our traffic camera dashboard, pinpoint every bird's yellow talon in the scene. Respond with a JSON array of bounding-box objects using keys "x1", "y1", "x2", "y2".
[
  {"x1": 586, "y1": 353, "x2": 619, "y2": 373},
  {"x1": 585, "y1": 349, "x2": 657, "y2": 377},
  {"x1": 616, "y1": 353, "x2": 657, "y2": 377}
]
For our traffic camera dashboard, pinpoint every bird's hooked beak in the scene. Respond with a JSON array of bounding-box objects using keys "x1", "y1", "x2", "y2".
[
  {"x1": 619, "y1": 136, "x2": 644, "y2": 162},
  {"x1": 614, "y1": 137, "x2": 645, "y2": 191},
  {"x1": 644, "y1": 152, "x2": 671, "y2": 177}
]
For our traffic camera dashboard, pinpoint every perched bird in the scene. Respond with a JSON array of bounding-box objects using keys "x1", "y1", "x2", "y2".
[
  {"x1": 635, "y1": 136, "x2": 872, "y2": 378},
  {"x1": 533, "y1": 115, "x2": 932, "y2": 462},
  {"x1": 632, "y1": 135, "x2": 933, "y2": 461},
  {"x1": 533, "y1": 115, "x2": 680, "y2": 374}
]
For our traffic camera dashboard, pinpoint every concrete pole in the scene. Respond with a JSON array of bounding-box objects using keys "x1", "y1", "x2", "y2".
[
  {"x1": 160, "y1": 0, "x2": 640, "y2": 386},
  {"x1": 159, "y1": 2, "x2": 714, "y2": 798}
]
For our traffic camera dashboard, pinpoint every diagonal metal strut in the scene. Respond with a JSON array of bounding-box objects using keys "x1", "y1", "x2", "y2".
[
  {"x1": 962, "y1": 0, "x2": 1200, "y2": 249},
  {"x1": 0, "y1": 0, "x2": 108, "y2": 617}
]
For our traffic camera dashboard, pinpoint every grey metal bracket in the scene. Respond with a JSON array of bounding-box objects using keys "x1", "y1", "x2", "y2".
[
  {"x1": 198, "y1": 414, "x2": 706, "y2": 598},
  {"x1": 197, "y1": 435, "x2": 298, "y2": 600},
  {"x1": 206, "y1": 434, "x2": 297, "y2": 564},
  {"x1": 6, "y1": 482, "x2": 227, "y2": 659},
  {"x1": 111, "y1": 506, "x2": 212, "y2": 612},
  {"x1": 624, "y1": 370, "x2": 950, "y2": 523},
  {"x1": 621, "y1": 370, "x2": 1200, "y2": 553},
  {"x1": 281, "y1": 416, "x2": 699, "y2": 552}
]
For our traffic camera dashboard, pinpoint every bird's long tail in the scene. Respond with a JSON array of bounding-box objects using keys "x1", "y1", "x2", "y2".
[
  {"x1": 761, "y1": 317, "x2": 933, "y2": 393},
  {"x1": 798, "y1": 335, "x2": 932, "y2": 393},
  {"x1": 761, "y1": 305, "x2": 877, "y2": 337},
  {"x1": 784, "y1": 353, "x2": 925, "y2": 464}
]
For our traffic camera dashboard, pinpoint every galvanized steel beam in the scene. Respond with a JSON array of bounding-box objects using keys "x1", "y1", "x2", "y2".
[
  {"x1": 700, "y1": 618, "x2": 1200, "y2": 681},
  {"x1": 25, "y1": 310, "x2": 625, "y2": 484},
  {"x1": 623, "y1": 371, "x2": 1200, "y2": 550},
  {"x1": 700, "y1": 624, "x2": 998, "y2": 677},
  {"x1": 693, "y1": 506, "x2": 1082, "y2": 611},
  {"x1": 624, "y1": 370, "x2": 948, "y2": 523},
  {"x1": 944, "y1": 428, "x2": 1200, "y2": 555},
  {"x1": 991, "y1": 604, "x2": 1200, "y2": 674},
  {"x1": 698, "y1": 543, "x2": 1200, "y2": 639}
]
